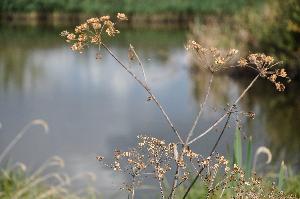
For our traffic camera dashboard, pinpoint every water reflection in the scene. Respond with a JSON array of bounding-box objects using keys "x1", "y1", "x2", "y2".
[
  {"x1": 0, "y1": 26, "x2": 299, "y2": 197},
  {"x1": 192, "y1": 69, "x2": 300, "y2": 167},
  {"x1": 242, "y1": 80, "x2": 300, "y2": 165}
]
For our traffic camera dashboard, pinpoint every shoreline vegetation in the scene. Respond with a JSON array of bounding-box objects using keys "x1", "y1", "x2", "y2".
[
  {"x1": 0, "y1": 0, "x2": 263, "y2": 26},
  {"x1": 1, "y1": 0, "x2": 299, "y2": 77},
  {"x1": 0, "y1": 12, "x2": 193, "y2": 28}
]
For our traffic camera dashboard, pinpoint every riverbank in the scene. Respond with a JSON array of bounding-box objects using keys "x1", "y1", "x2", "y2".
[{"x1": 0, "y1": 12, "x2": 193, "y2": 28}]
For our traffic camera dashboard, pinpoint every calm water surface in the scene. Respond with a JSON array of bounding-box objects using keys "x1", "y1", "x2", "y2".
[{"x1": 0, "y1": 26, "x2": 299, "y2": 197}]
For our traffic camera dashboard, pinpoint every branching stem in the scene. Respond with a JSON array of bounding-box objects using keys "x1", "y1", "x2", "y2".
[
  {"x1": 186, "y1": 72, "x2": 214, "y2": 144},
  {"x1": 101, "y1": 43, "x2": 184, "y2": 144},
  {"x1": 188, "y1": 74, "x2": 259, "y2": 145},
  {"x1": 183, "y1": 74, "x2": 260, "y2": 198}
]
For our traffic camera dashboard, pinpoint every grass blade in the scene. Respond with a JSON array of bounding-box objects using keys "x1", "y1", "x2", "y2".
[
  {"x1": 245, "y1": 136, "x2": 253, "y2": 178},
  {"x1": 233, "y1": 126, "x2": 242, "y2": 167},
  {"x1": 278, "y1": 161, "x2": 287, "y2": 190}
]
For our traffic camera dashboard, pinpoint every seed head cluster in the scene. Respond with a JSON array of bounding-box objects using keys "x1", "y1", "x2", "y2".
[
  {"x1": 186, "y1": 40, "x2": 239, "y2": 72},
  {"x1": 97, "y1": 136, "x2": 297, "y2": 198},
  {"x1": 60, "y1": 13, "x2": 127, "y2": 53},
  {"x1": 97, "y1": 135, "x2": 202, "y2": 193},
  {"x1": 238, "y1": 53, "x2": 290, "y2": 91},
  {"x1": 187, "y1": 40, "x2": 290, "y2": 92},
  {"x1": 194, "y1": 154, "x2": 297, "y2": 199}
]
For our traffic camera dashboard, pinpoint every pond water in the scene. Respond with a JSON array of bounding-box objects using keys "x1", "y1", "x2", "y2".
[{"x1": 0, "y1": 25, "x2": 299, "y2": 197}]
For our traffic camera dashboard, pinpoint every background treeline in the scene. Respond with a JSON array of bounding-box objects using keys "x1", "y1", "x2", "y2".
[{"x1": 0, "y1": 0, "x2": 259, "y2": 14}]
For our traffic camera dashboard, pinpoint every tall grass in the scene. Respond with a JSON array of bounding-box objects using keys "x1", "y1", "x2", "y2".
[{"x1": 0, "y1": 120, "x2": 99, "y2": 199}]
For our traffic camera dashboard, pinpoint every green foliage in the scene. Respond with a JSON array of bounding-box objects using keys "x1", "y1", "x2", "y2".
[
  {"x1": 0, "y1": 0, "x2": 260, "y2": 14},
  {"x1": 284, "y1": 175, "x2": 300, "y2": 197},
  {"x1": 278, "y1": 161, "x2": 288, "y2": 191},
  {"x1": 245, "y1": 136, "x2": 253, "y2": 178},
  {"x1": 235, "y1": 0, "x2": 300, "y2": 70},
  {"x1": 233, "y1": 126, "x2": 242, "y2": 167},
  {"x1": 232, "y1": 126, "x2": 253, "y2": 179},
  {"x1": 0, "y1": 156, "x2": 99, "y2": 199}
]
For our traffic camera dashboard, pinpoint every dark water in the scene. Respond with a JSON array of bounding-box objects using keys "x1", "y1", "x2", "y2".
[{"x1": 0, "y1": 26, "x2": 299, "y2": 197}]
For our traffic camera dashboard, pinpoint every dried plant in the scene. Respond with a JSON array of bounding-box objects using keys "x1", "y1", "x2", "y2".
[
  {"x1": 0, "y1": 122, "x2": 98, "y2": 199},
  {"x1": 61, "y1": 14, "x2": 295, "y2": 199},
  {"x1": 0, "y1": 119, "x2": 49, "y2": 164},
  {"x1": 97, "y1": 135, "x2": 199, "y2": 198}
]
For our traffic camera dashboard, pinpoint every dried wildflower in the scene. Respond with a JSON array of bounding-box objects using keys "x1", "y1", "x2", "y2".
[
  {"x1": 78, "y1": 34, "x2": 87, "y2": 42},
  {"x1": 268, "y1": 74, "x2": 277, "y2": 82},
  {"x1": 105, "y1": 22, "x2": 120, "y2": 37},
  {"x1": 90, "y1": 35, "x2": 101, "y2": 44},
  {"x1": 66, "y1": 33, "x2": 76, "y2": 41},
  {"x1": 186, "y1": 40, "x2": 239, "y2": 72},
  {"x1": 86, "y1": 17, "x2": 99, "y2": 24},
  {"x1": 117, "y1": 13, "x2": 128, "y2": 21},
  {"x1": 61, "y1": 14, "x2": 127, "y2": 54},
  {"x1": 265, "y1": 55, "x2": 274, "y2": 64},
  {"x1": 96, "y1": 52, "x2": 102, "y2": 60},
  {"x1": 210, "y1": 47, "x2": 219, "y2": 56},
  {"x1": 92, "y1": 22, "x2": 101, "y2": 30},
  {"x1": 215, "y1": 56, "x2": 225, "y2": 65},
  {"x1": 100, "y1": 15, "x2": 110, "y2": 22},
  {"x1": 276, "y1": 68, "x2": 287, "y2": 77},
  {"x1": 60, "y1": 30, "x2": 69, "y2": 37},
  {"x1": 236, "y1": 53, "x2": 290, "y2": 91},
  {"x1": 238, "y1": 58, "x2": 248, "y2": 66},
  {"x1": 228, "y1": 48, "x2": 239, "y2": 56},
  {"x1": 247, "y1": 111, "x2": 256, "y2": 119},
  {"x1": 128, "y1": 46, "x2": 135, "y2": 60},
  {"x1": 71, "y1": 42, "x2": 83, "y2": 52},
  {"x1": 97, "y1": 137, "x2": 296, "y2": 198},
  {"x1": 275, "y1": 82, "x2": 285, "y2": 92},
  {"x1": 97, "y1": 135, "x2": 201, "y2": 195},
  {"x1": 96, "y1": 156, "x2": 104, "y2": 161}
]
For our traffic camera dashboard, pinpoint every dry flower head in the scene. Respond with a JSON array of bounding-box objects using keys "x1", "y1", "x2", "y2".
[
  {"x1": 60, "y1": 13, "x2": 127, "y2": 54},
  {"x1": 186, "y1": 40, "x2": 239, "y2": 72},
  {"x1": 187, "y1": 40, "x2": 290, "y2": 92}
]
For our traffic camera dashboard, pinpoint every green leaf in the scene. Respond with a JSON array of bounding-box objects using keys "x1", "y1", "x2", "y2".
[
  {"x1": 245, "y1": 136, "x2": 253, "y2": 178},
  {"x1": 233, "y1": 126, "x2": 242, "y2": 167},
  {"x1": 278, "y1": 161, "x2": 287, "y2": 190}
]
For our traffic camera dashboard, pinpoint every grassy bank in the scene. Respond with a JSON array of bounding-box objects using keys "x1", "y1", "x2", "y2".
[
  {"x1": 189, "y1": 0, "x2": 300, "y2": 76},
  {"x1": 0, "y1": 12, "x2": 193, "y2": 28},
  {"x1": 0, "y1": 0, "x2": 261, "y2": 26},
  {"x1": 0, "y1": 157, "x2": 99, "y2": 199},
  {"x1": 0, "y1": 0, "x2": 261, "y2": 14}
]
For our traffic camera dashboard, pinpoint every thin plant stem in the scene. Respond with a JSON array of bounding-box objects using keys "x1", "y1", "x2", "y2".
[
  {"x1": 183, "y1": 74, "x2": 259, "y2": 198},
  {"x1": 186, "y1": 72, "x2": 214, "y2": 144},
  {"x1": 159, "y1": 180, "x2": 165, "y2": 199},
  {"x1": 129, "y1": 44, "x2": 149, "y2": 86},
  {"x1": 169, "y1": 164, "x2": 180, "y2": 199},
  {"x1": 182, "y1": 113, "x2": 232, "y2": 199},
  {"x1": 101, "y1": 43, "x2": 184, "y2": 144},
  {"x1": 188, "y1": 74, "x2": 259, "y2": 145},
  {"x1": 0, "y1": 119, "x2": 48, "y2": 164},
  {"x1": 131, "y1": 188, "x2": 135, "y2": 199},
  {"x1": 169, "y1": 72, "x2": 214, "y2": 197}
]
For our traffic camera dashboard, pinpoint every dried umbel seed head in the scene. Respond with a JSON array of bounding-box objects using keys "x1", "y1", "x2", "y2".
[
  {"x1": 186, "y1": 40, "x2": 239, "y2": 72},
  {"x1": 238, "y1": 58, "x2": 248, "y2": 67},
  {"x1": 117, "y1": 13, "x2": 128, "y2": 21},
  {"x1": 97, "y1": 135, "x2": 204, "y2": 194},
  {"x1": 187, "y1": 41, "x2": 291, "y2": 92},
  {"x1": 96, "y1": 156, "x2": 104, "y2": 161},
  {"x1": 60, "y1": 13, "x2": 128, "y2": 53},
  {"x1": 237, "y1": 53, "x2": 290, "y2": 91}
]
